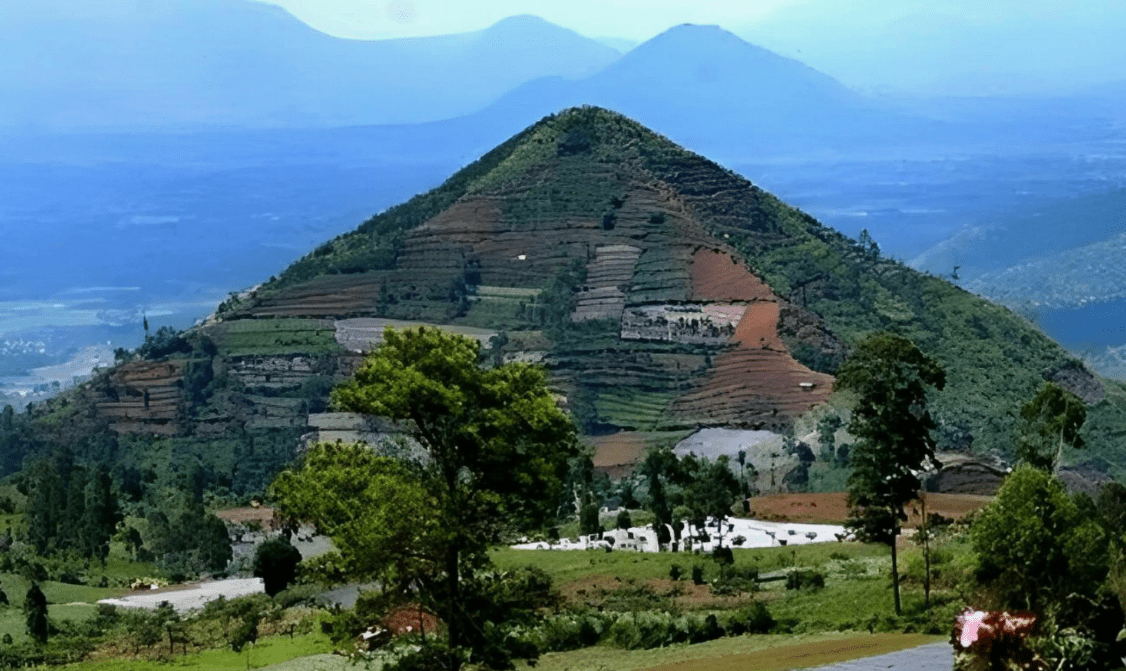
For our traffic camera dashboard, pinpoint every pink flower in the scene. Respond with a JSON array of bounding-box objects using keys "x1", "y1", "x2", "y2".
[{"x1": 959, "y1": 609, "x2": 987, "y2": 647}]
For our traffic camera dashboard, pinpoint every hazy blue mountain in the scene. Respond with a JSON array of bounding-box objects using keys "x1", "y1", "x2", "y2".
[
  {"x1": 912, "y1": 188, "x2": 1126, "y2": 281},
  {"x1": 0, "y1": 1, "x2": 619, "y2": 130},
  {"x1": 910, "y1": 188, "x2": 1126, "y2": 368},
  {"x1": 738, "y1": 0, "x2": 1126, "y2": 96},
  {"x1": 475, "y1": 24, "x2": 931, "y2": 160},
  {"x1": 593, "y1": 36, "x2": 640, "y2": 52}
]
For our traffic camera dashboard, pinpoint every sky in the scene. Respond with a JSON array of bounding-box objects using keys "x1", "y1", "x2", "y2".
[{"x1": 256, "y1": 0, "x2": 798, "y2": 41}]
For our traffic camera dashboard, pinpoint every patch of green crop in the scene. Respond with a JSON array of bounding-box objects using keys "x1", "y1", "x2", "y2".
[{"x1": 211, "y1": 319, "x2": 340, "y2": 356}]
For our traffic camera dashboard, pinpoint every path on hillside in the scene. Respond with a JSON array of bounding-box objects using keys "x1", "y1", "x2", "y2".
[{"x1": 804, "y1": 641, "x2": 952, "y2": 670}]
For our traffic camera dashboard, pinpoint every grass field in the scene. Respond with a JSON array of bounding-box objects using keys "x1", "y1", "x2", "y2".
[
  {"x1": 61, "y1": 632, "x2": 337, "y2": 671},
  {"x1": 493, "y1": 542, "x2": 888, "y2": 587}
]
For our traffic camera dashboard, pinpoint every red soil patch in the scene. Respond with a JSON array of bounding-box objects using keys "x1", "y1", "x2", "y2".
[
  {"x1": 589, "y1": 432, "x2": 650, "y2": 477},
  {"x1": 561, "y1": 576, "x2": 754, "y2": 611},
  {"x1": 689, "y1": 249, "x2": 775, "y2": 301},
  {"x1": 671, "y1": 281, "x2": 834, "y2": 429},
  {"x1": 383, "y1": 604, "x2": 442, "y2": 636},
  {"x1": 751, "y1": 492, "x2": 991, "y2": 527},
  {"x1": 671, "y1": 347, "x2": 833, "y2": 430},
  {"x1": 731, "y1": 302, "x2": 785, "y2": 350}
]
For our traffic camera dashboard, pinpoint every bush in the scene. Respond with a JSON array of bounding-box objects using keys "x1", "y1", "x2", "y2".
[
  {"x1": 383, "y1": 639, "x2": 468, "y2": 671},
  {"x1": 526, "y1": 613, "x2": 611, "y2": 652},
  {"x1": 711, "y1": 547, "x2": 734, "y2": 565},
  {"x1": 273, "y1": 584, "x2": 320, "y2": 610},
  {"x1": 691, "y1": 565, "x2": 705, "y2": 585},
  {"x1": 253, "y1": 537, "x2": 304, "y2": 597},
  {"x1": 726, "y1": 602, "x2": 776, "y2": 635},
  {"x1": 712, "y1": 564, "x2": 759, "y2": 596},
  {"x1": 668, "y1": 564, "x2": 683, "y2": 581},
  {"x1": 785, "y1": 569, "x2": 825, "y2": 591},
  {"x1": 606, "y1": 611, "x2": 723, "y2": 650}
]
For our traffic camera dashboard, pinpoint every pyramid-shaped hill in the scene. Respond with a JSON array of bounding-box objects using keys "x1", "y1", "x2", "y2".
[
  {"x1": 218, "y1": 107, "x2": 1126, "y2": 473},
  {"x1": 21, "y1": 108, "x2": 1126, "y2": 492},
  {"x1": 235, "y1": 107, "x2": 846, "y2": 434}
]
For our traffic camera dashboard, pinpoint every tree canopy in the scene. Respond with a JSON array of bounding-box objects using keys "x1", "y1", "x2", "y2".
[
  {"x1": 835, "y1": 332, "x2": 945, "y2": 615},
  {"x1": 1016, "y1": 381, "x2": 1087, "y2": 472},
  {"x1": 971, "y1": 465, "x2": 1108, "y2": 616},
  {"x1": 272, "y1": 326, "x2": 579, "y2": 670}
]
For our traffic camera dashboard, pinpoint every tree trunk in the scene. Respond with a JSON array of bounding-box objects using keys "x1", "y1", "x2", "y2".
[
  {"x1": 922, "y1": 493, "x2": 931, "y2": 610},
  {"x1": 891, "y1": 522, "x2": 902, "y2": 616},
  {"x1": 447, "y1": 544, "x2": 460, "y2": 671}
]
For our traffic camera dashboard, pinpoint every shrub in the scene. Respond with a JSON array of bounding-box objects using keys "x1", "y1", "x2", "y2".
[
  {"x1": 712, "y1": 564, "x2": 759, "y2": 596},
  {"x1": 668, "y1": 564, "x2": 683, "y2": 581},
  {"x1": 785, "y1": 570, "x2": 825, "y2": 591},
  {"x1": 691, "y1": 565, "x2": 705, "y2": 585},
  {"x1": 606, "y1": 611, "x2": 722, "y2": 650},
  {"x1": 726, "y1": 602, "x2": 776, "y2": 635},
  {"x1": 711, "y1": 547, "x2": 734, "y2": 565},
  {"x1": 527, "y1": 613, "x2": 611, "y2": 652}
]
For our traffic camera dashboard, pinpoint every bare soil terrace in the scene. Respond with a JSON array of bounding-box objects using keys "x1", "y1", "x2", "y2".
[{"x1": 751, "y1": 492, "x2": 991, "y2": 527}]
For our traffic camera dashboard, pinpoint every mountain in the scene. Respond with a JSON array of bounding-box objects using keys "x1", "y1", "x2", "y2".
[
  {"x1": 911, "y1": 188, "x2": 1126, "y2": 368},
  {"x1": 912, "y1": 188, "x2": 1126, "y2": 281},
  {"x1": 0, "y1": 3, "x2": 619, "y2": 130},
  {"x1": 473, "y1": 24, "x2": 941, "y2": 159},
  {"x1": 11, "y1": 108, "x2": 1126, "y2": 495}
]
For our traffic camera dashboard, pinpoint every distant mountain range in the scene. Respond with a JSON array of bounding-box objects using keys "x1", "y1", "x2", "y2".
[
  {"x1": 0, "y1": 1, "x2": 620, "y2": 129},
  {"x1": 912, "y1": 188, "x2": 1126, "y2": 368}
]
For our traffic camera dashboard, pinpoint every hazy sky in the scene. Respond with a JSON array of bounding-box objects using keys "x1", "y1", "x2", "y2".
[
  {"x1": 258, "y1": 0, "x2": 798, "y2": 41},
  {"x1": 257, "y1": 0, "x2": 1126, "y2": 94}
]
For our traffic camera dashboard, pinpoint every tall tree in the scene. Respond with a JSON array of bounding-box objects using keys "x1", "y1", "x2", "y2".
[
  {"x1": 639, "y1": 447, "x2": 682, "y2": 546},
  {"x1": 681, "y1": 454, "x2": 742, "y2": 547},
  {"x1": 24, "y1": 458, "x2": 64, "y2": 554},
  {"x1": 1016, "y1": 381, "x2": 1086, "y2": 473},
  {"x1": 81, "y1": 465, "x2": 119, "y2": 563},
  {"x1": 835, "y1": 332, "x2": 945, "y2": 616},
  {"x1": 273, "y1": 326, "x2": 579, "y2": 670},
  {"x1": 25, "y1": 583, "x2": 48, "y2": 645}
]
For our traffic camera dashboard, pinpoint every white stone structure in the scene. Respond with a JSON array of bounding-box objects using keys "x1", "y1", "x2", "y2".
[{"x1": 511, "y1": 517, "x2": 849, "y2": 553}]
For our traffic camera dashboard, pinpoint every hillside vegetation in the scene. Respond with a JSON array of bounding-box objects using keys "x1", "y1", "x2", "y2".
[{"x1": 6, "y1": 107, "x2": 1126, "y2": 491}]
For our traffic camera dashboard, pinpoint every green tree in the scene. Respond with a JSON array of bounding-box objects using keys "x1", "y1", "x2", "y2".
[
  {"x1": 252, "y1": 537, "x2": 303, "y2": 597},
  {"x1": 1016, "y1": 381, "x2": 1086, "y2": 473},
  {"x1": 681, "y1": 455, "x2": 741, "y2": 547},
  {"x1": 835, "y1": 332, "x2": 945, "y2": 616},
  {"x1": 579, "y1": 502, "x2": 601, "y2": 536},
  {"x1": 24, "y1": 583, "x2": 48, "y2": 644},
  {"x1": 816, "y1": 413, "x2": 843, "y2": 463},
  {"x1": 639, "y1": 447, "x2": 682, "y2": 546},
  {"x1": 80, "y1": 465, "x2": 119, "y2": 563},
  {"x1": 972, "y1": 465, "x2": 1108, "y2": 616},
  {"x1": 273, "y1": 326, "x2": 579, "y2": 670},
  {"x1": 24, "y1": 458, "x2": 64, "y2": 555}
]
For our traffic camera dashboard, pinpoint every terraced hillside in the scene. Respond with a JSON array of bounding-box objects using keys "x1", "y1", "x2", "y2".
[{"x1": 14, "y1": 107, "x2": 1126, "y2": 489}]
